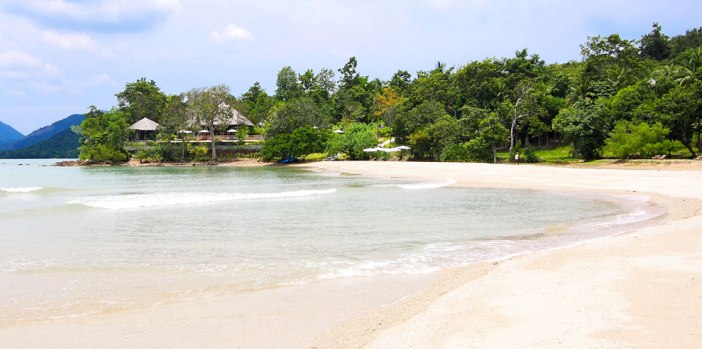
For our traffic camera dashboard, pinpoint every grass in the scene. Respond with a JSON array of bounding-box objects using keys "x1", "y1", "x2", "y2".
[{"x1": 497, "y1": 145, "x2": 579, "y2": 164}]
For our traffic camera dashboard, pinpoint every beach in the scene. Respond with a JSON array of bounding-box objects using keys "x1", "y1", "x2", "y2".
[
  {"x1": 1, "y1": 160, "x2": 700, "y2": 348},
  {"x1": 303, "y1": 161, "x2": 702, "y2": 348}
]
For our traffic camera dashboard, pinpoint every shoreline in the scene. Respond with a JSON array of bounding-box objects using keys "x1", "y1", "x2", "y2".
[{"x1": 297, "y1": 161, "x2": 702, "y2": 348}]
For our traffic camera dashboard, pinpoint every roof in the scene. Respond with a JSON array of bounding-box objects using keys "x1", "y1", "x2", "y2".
[
  {"x1": 128, "y1": 117, "x2": 160, "y2": 131},
  {"x1": 226, "y1": 107, "x2": 254, "y2": 126}
]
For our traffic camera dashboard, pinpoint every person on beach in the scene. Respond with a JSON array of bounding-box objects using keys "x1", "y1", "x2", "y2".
[{"x1": 515, "y1": 152, "x2": 520, "y2": 165}]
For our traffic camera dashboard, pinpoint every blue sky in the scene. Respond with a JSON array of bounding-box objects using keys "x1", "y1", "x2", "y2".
[{"x1": 1, "y1": 0, "x2": 701, "y2": 134}]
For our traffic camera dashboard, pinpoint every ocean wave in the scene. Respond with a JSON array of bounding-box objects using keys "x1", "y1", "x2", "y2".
[
  {"x1": 68, "y1": 188, "x2": 337, "y2": 209},
  {"x1": 372, "y1": 180, "x2": 456, "y2": 190},
  {"x1": 0, "y1": 186, "x2": 44, "y2": 193}
]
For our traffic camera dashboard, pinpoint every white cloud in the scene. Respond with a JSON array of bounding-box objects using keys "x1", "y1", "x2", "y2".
[
  {"x1": 42, "y1": 31, "x2": 98, "y2": 51},
  {"x1": 3, "y1": 0, "x2": 181, "y2": 32},
  {"x1": 0, "y1": 49, "x2": 62, "y2": 79},
  {"x1": 210, "y1": 24, "x2": 254, "y2": 42}
]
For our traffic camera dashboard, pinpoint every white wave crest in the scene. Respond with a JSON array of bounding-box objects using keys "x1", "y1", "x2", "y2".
[
  {"x1": 397, "y1": 180, "x2": 456, "y2": 190},
  {"x1": 69, "y1": 188, "x2": 337, "y2": 209},
  {"x1": 1, "y1": 186, "x2": 44, "y2": 193}
]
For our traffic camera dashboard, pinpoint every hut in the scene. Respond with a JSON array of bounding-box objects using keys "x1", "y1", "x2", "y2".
[{"x1": 128, "y1": 117, "x2": 160, "y2": 141}]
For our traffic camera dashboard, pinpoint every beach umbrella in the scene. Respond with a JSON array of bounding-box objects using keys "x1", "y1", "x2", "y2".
[
  {"x1": 178, "y1": 130, "x2": 193, "y2": 134},
  {"x1": 333, "y1": 129, "x2": 344, "y2": 134},
  {"x1": 198, "y1": 129, "x2": 209, "y2": 133},
  {"x1": 227, "y1": 129, "x2": 237, "y2": 133},
  {"x1": 379, "y1": 147, "x2": 400, "y2": 153}
]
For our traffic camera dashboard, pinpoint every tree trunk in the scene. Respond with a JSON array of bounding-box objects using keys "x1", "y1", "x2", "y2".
[
  {"x1": 683, "y1": 140, "x2": 697, "y2": 158},
  {"x1": 492, "y1": 144, "x2": 497, "y2": 164},
  {"x1": 210, "y1": 127, "x2": 217, "y2": 161}
]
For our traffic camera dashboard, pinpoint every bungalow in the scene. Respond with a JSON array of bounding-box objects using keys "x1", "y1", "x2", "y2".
[{"x1": 128, "y1": 117, "x2": 159, "y2": 141}]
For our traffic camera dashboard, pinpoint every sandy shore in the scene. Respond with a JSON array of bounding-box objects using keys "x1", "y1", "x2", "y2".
[{"x1": 299, "y1": 161, "x2": 702, "y2": 349}]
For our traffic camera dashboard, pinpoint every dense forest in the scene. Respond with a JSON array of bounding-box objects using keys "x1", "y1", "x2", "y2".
[{"x1": 79, "y1": 24, "x2": 702, "y2": 163}]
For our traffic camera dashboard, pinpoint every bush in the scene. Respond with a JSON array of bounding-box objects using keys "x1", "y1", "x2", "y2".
[
  {"x1": 440, "y1": 143, "x2": 470, "y2": 162},
  {"x1": 604, "y1": 121, "x2": 672, "y2": 158}
]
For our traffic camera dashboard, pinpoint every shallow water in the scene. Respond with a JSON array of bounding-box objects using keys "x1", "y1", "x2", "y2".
[{"x1": 0, "y1": 159, "x2": 659, "y2": 324}]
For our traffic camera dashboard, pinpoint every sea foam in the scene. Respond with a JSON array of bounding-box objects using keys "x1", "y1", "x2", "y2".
[
  {"x1": 68, "y1": 188, "x2": 337, "y2": 209},
  {"x1": 0, "y1": 186, "x2": 44, "y2": 193}
]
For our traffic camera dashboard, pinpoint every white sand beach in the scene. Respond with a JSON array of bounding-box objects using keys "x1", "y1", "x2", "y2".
[
  {"x1": 304, "y1": 161, "x2": 702, "y2": 348},
  {"x1": 1, "y1": 161, "x2": 700, "y2": 349}
]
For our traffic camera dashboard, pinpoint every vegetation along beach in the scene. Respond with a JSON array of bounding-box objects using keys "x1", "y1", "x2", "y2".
[{"x1": 1, "y1": 1, "x2": 702, "y2": 348}]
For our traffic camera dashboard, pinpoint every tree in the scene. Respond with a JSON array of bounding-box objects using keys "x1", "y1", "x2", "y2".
[
  {"x1": 115, "y1": 78, "x2": 167, "y2": 125},
  {"x1": 78, "y1": 106, "x2": 129, "y2": 161},
  {"x1": 553, "y1": 101, "x2": 609, "y2": 160},
  {"x1": 580, "y1": 34, "x2": 642, "y2": 90},
  {"x1": 260, "y1": 126, "x2": 329, "y2": 161},
  {"x1": 393, "y1": 100, "x2": 446, "y2": 143},
  {"x1": 472, "y1": 112, "x2": 509, "y2": 163},
  {"x1": 654, "y1": 81, "x2": 702, "y2": 157},
  {"x1": 372, "y1": 86, "x2": 404, "y2": 126},
  {"x1": 640, "y1": 23, "x2": 671, "y2": 61},
  {"x1": 186, "y1": 84, "x2": 233, "y2": 161},
  {"x1": 326, "y1": 122, "x2": 377, "y2": 160},
  {"x1": 265, "y1": 98, "x2": 331, "y2": 139},
  {"x1": 605, "y1": 121, "x2": 671, "y2": 158},
  {"x1": 160, "y1": 94, "x2": 190, "y2": 161},
  {"x1": 275, "y1": 66, "x2": 302, "y2": 101},
  {"x1": 338, "y1": 56, "x2": 360, "y2": 90},
  {"x1": 241, "y1": 82, "x2": 274, "y2": 125}
]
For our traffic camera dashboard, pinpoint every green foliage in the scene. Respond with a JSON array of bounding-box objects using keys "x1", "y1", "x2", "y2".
[
  {"x1": 116, "y1": 78, "x2": 167, "y2": 125},
  {"x1": 394, "y1": 100, "x2": 447, "y2": 142},
  {"x1": 464, "y1": 138, "x2": 494, "y2": 162},
  {"x1": 187, "y1": 144, "x2": 210, "y2": 162},
  {"x1": 326, "y1": 123, "x2": 377, "y2": 160},
  {"x1": 439, "y1": 143, "x2": 470, "y2": 162},
  {"x1": 237, "y1": 127, "x2": 248, "y2": 144},
  {"x1": 261, "y1": 126, "x2": 330, "y2": 161},
  {"x1": 640, "y1": 23, "x2": 671, "y2": 61},
  {"x1": 605, "y1": 121, "x2": 671, "y2": 158},
  {"x1": 303, "y1": 153, "x2": 328, "y2": 162},
  {"x1": 133, "y1": 142, "x2": 165, "y2": 163},
  {"x1": 241, "y1": 82, "x2": 275, "y2": 125},
  {"x1": 653, "y1": 80, "x2": 702, "y2": 157},
  {"x1": 553, "y1": 101, "x2": 608, "y2": 160},
  {"x1": 79, "y1": 107, "x2": 129, "y2": 162},
  {"x1": 265, "y1": 98, "x2": 331, "y2": 139}
]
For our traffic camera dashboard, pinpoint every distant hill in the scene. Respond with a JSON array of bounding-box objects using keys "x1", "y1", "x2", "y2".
[
  {"x1": 0, "y1": 121, "x2": 24, "y2": 150},
  {"x1": 1, "y1": 128, "x2": 80, "y2": 159},
  {"x1": 8, "y1": 114, "x2": 84, "y2": 150},
  {"x1": 0, "y1": 114, "x2": 84, "y2": 159}
]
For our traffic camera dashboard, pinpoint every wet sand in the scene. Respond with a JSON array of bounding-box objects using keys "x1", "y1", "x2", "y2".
[{"x1": 301, "y1": 161, "x2": 702, "y2": 349}]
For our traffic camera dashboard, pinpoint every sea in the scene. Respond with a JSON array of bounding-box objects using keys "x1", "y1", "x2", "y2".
[{"x1": 0, "y1": 159, "x2": 662, "y2": 326}]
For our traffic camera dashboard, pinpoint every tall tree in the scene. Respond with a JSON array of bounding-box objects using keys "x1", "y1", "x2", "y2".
[
  {"x1": 275, "y1": 66, "x2": 302, "y2": 101},
  {"x1": 241, "y1": 82, "x2": 274, "y2": 125},
  {"x1": 186, "y1": 84, "x2": 233, "y2": 161},
  {"x1": 78, "y1": 106, "x2": 129, "y2": 162},
  {"x1": 116, "y1": 78, "x2": 167, "y2": 125},
  {"x1": 640, "y1": 23, "x2": 671, "y2": 61}
]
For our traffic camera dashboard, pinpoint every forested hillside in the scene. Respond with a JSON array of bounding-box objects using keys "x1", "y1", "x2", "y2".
[
  {"x1": 79, "y1": 24, "x2": 702, "y2": 162},
  {"x1": 0, "y1": 121, "x2": 24, "y2": 150}
]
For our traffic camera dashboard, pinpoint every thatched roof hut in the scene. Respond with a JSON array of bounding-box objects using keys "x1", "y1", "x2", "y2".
[{"x1": 128, "y1": 117, "x2": 159, "y2": 140}]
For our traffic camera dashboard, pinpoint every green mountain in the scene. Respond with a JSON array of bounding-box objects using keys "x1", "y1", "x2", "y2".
[
  {"x1": 1, "y1": 128, "x2": 80, "y2": 159},
  {"x1": 0, "y1": 121, "x2": 24, "y2": 150},
  {"x1": 8, "y1": 114, "x2": 84, "y2": 150},
  {"x1": 0, "y1": 114, "x2": 84, "y2": 159}
]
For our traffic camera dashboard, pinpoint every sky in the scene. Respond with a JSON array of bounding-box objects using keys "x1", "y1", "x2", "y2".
[{"x1": 1, "y1": 0, "x2": 701, "y2": 134}]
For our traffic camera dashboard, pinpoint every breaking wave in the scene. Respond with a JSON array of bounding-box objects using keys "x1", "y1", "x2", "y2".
[
  {"x1": 68, "y1": 188, "x2": 337, "y2": 209},
  {"x1": 1, "y1": 186, "x2": 44, "y2": 193}
]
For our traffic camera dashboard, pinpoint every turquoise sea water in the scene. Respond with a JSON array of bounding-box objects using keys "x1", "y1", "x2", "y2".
[{"x1": 0, "y1": 159, "x2": 659, "y2": 324}]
